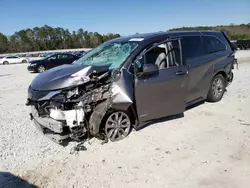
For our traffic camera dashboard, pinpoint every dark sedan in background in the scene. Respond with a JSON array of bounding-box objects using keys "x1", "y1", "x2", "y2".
[{"x1": 27, "y1": 53, "x2": 80, "y2": 73}]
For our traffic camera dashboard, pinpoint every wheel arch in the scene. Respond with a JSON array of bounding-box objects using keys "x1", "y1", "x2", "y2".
[
  {"x1": 213, "y1": 70, "x2": 227, "y2": 84},
  {"x1": 37, "y1": 64, "x2": 46, "y2": 72},
  {"x1": 89, "y1": 101, "x2": 138, "y2": 137}
]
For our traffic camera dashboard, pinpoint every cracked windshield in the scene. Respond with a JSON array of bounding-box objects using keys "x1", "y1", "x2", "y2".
[{"x1": 74, "y1": 42, "x2": 138, "y2": 69}]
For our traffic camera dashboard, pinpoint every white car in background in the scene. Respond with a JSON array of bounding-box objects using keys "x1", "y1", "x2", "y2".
[{"x1": 0, "y1": 55, "x2": 29, "y2": 65}]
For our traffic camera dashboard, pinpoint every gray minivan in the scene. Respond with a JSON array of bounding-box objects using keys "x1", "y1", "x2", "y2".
[{"x1": 26, "y1": 31, "x2": 236, "y2": 144}]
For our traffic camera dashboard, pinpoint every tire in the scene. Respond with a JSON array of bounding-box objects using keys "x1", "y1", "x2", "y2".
[
  {"x1": 206, "y1": 74, "x2": 226, "y2": 102},
  {"x1": 37, "y1": 65, "x2": 46, "y2": 73},
  {"x1": 22, "y1": 60, "x2": 27, "y2": 64},
  {"x1": 103, "y1": 110, "x2": 132, "y2": 142},
  {"x1": 3, "y1": 61, "x2": 9, "y2": 65}
]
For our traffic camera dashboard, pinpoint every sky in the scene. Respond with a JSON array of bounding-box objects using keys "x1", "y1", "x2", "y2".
[{"x1": 0, "y1": 0, "x2": 249, "y2": 36}]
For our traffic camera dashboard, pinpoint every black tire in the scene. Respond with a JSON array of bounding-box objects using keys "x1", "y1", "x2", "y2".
[
  {"x1": 22, "y1": 60, "x2": 27, "y2": 64},
  {"x1": 37, "y1": 65, "x2": 46, "y2": 73},
  {"x1": 3, "y1": 61, "x2": 9, "y2": 65},
  {"x1": 206, "y1": 74, "x2": 226, "y2": 102},
  {"x1": 102, "y1": 109, "x2": 132, "y2": 142}
]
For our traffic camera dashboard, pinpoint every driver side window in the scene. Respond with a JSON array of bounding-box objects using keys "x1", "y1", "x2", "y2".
[{"x1": 135, "y1": 40, "x2": 181, "y2": 73}]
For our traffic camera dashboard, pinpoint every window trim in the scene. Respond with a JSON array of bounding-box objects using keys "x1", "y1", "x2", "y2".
[{"x1": 202, "y1": 34, "x2": 228, "y2": 54}]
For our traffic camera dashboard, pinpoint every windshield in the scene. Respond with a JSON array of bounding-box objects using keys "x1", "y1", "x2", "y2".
[{"x1": 74, "y1": 42, "x2": 138, "y2": 69}]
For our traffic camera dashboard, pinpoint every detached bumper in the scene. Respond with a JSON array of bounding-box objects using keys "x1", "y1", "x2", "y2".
[{"x1": 30, "y1": 106, "x2": 69, "y2": 144}]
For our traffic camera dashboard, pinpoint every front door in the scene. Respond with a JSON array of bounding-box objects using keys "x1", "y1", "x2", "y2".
[
  {"x1": 134, "y1": 39, "x2": 189, "y2": 122},
  {"x1": 47, "y1": 54, "x2": 58, "y2": 69}
]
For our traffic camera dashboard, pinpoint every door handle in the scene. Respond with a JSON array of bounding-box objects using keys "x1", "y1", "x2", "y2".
[{"x1": 175, "y1": 71, "x2": 187, "y2": 75}]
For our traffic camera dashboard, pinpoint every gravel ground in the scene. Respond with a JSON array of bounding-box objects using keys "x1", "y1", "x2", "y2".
[{"x1": 0, "y1": 53, "x2": 250, "y2": 188}]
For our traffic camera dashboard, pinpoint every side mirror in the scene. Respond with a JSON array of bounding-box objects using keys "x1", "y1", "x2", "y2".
[{"x1": 142, "y1": 63, "x2": 159, "y2": 75}]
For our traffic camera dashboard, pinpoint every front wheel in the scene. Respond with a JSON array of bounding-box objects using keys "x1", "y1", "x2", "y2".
[
  {"x1": 37, "y1": 65, "x2": 46, "y2": 73},
  {"x1": 3, "y1": 61, "x2": 9, "y2": 65},
  {"x1": 206, "y1": 74, "x2": 226, "y2": 102},
  {"x1": 22, "y1": 60, "x2": 27, "y2": 64},
  {"x1": 104, "y1": 111, "x2": 132, "y2": 142}
]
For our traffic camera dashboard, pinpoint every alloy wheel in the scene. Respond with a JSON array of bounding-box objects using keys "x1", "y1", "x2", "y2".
[
  {"x1": 212, "y1": 78, "x2": 224, "y2": 98},
  {"x1": 38, "y1": 65, "x2": 45, "y2": 73},
  {"x1": 105, "y1": 111, "x2": 131, "y2": 142}
]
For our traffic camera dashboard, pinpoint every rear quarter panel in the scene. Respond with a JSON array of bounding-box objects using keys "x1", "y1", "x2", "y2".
[{"x1": 213, "y1": 50, "x2": 235, "y2": 76}]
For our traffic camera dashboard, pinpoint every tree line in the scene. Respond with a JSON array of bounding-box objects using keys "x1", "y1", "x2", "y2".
[
  {"x1": 1, "y1": 23, "x2": 250, "y2": 54},
  {"x1": 0, "y1": 25, "x2": 121, "y2": 54},
  {"x1": 168, "y1": 23, "x2": 250, "y2": 40}
]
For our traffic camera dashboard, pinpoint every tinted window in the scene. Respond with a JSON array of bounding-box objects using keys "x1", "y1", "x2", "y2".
[
  {"x1": 181, "y1": 36, "x2": 206, "y2": 59},
  {"x1": 6, "y1": 56, "x2": 17, "y2": 59},
  {"x1": 202, "y1": 36, "x2": 226, "y2": 53},
  {"x1": 213, "y1": 32, "x2": 231, "y2": 49}
]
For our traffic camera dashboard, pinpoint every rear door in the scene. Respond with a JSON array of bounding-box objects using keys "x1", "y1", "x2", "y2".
[
  {"x1": 57, "y1": 54, "x2": 68, "y2": 66},
  {"x1": 46, "y1": 54, "x2": 58, "y2": 69},
  {"x1": 134, "y1": 39, "x2": 188, "y2": 122},
  {"x1": 14, "y1": 56, "x2": 21, "y2": 63},
  {"x1": 178, "y1": 35, "x2": 215, "y2": 103}
]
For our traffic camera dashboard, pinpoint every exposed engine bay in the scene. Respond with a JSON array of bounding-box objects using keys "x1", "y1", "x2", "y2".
[{"x1": 26, "y1": 67, "x2": 123, "y2": 145}]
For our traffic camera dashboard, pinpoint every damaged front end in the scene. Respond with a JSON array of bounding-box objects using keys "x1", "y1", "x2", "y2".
[
  {"x1": 26, "y1": 41, "x2": 139, "y2": 145},
  {"x1": 26, "y1": 67, "x2": 114, "y2": 144}
]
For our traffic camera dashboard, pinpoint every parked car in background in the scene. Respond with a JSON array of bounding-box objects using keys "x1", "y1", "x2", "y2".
[
  {"x1": 73, "y1": 50, "x2": 86, "y2": 57},
  {"x1": 26, "y1": 30, "x2": 236, "y2": 144},
  {"x1": 0, "y1": 55, "x2": 29, "y2": 65},
  {"x1": 236, "y1": 39, "x2": 250, "y2": 50},
  {"x1": 27, "y1": 53, "x2": 80, "y2": 73}
]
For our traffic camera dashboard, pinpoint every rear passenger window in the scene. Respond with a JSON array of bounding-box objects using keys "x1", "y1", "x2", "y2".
[
  {"x1": 202, "y1": 36, "x2": 226, "y2": 53},
  {"x1": 181, "y1": 36, "x2": 206, "y2": 59}
]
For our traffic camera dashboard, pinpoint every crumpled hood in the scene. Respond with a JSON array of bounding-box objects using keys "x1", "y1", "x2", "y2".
[{"x1": 30, "y1": 64, "x2": 110, "y2": 91}]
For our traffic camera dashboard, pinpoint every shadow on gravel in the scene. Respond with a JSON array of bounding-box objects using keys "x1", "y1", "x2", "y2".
[
  {"x1": 186, "y1": 100, "x2": 205, "y2": 111},
  {"x1": 0, "y1": 172, "x2": 38, "y2": 188},
  {"x1": 136, "y1": 113, "x2": 185, "y2": 131}
]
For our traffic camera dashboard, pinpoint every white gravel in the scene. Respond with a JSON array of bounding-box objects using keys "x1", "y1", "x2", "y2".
[{"x1": 0, "y1": 52, "x2": 250, "y2": 188}]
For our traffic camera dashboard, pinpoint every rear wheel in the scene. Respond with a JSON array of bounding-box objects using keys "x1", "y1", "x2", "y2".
[
  {"x1": 3, "y1": 61, "x2": 9, "y2": 65},
  {"x1": 22, "y1": 60, "x2": 27, "y2": 63},
  {"x1": 37, "y1": 65, "x2": 46, "y2": 73},
  {"x1": 104, "y1": 110, "x2": 132, "y2": 142},
  {"x1": 207, "y1": 74, "x2": 225, "y2": 102}
]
